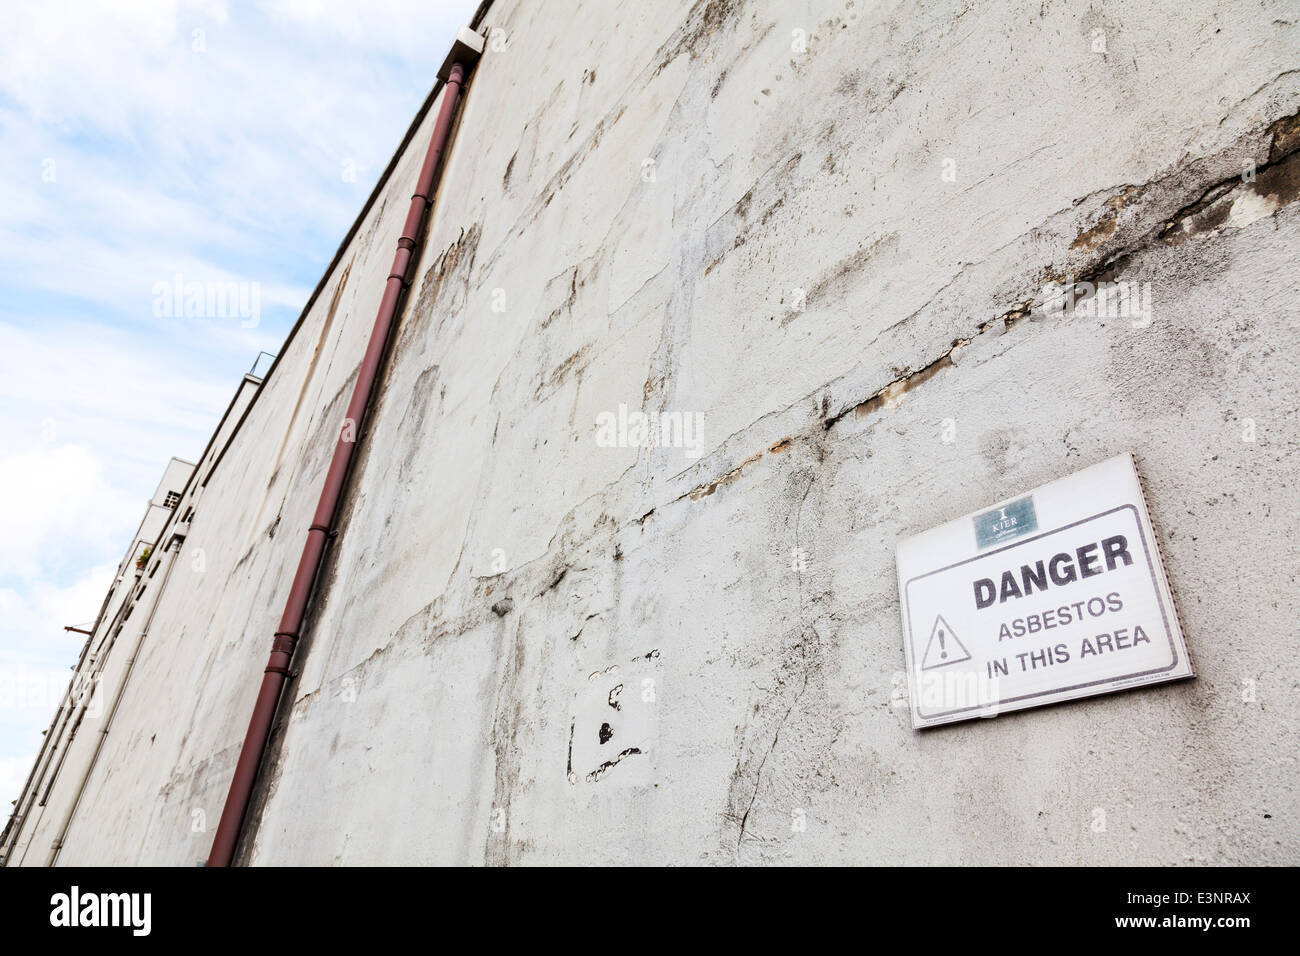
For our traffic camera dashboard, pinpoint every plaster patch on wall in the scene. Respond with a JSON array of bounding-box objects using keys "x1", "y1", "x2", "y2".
[{"x1": 568, "y1": 650, "x2": 660, "y2": 788}]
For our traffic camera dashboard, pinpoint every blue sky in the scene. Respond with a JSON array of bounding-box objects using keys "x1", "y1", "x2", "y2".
[{"x1": 0, "y1": 0, "x2": 480, "y2": 809}]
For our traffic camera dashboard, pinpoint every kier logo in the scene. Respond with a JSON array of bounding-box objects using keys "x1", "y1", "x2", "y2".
[{"x1": 973, "y1": 495, "x2": 1038, "y2": 549}]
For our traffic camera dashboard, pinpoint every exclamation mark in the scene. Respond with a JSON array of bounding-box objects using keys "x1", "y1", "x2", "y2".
[{"x1": 938, "y1": 627, "x2": 947, "y2": 659}]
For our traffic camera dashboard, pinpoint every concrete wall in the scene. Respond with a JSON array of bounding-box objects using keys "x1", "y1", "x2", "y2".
[{"x1": 10, "y1": 0, "x2": 1300, "y2": 865}]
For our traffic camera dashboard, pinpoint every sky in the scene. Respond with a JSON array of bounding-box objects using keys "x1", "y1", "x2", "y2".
[{"x1": 0, "y1": 0, "x2": 480, "y2": 812}]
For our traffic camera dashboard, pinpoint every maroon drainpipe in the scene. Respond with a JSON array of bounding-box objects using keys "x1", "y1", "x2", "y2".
[{"x1": 207, "y1": 60, "x2": 471, "y2": 867}]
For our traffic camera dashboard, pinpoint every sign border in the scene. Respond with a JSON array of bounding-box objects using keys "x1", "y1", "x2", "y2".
[{"x1": 903, "y1": 503, "x2": 1188, "y2": 725}]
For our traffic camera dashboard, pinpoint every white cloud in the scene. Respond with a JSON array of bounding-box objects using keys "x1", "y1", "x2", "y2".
[
  {"x1": 0, "y1": 755, "x2": 42, "y2": 818},
  {"x1": 0, "y1": 562, "x2": 120, "y2": 639},
  {"x1": 0, "y1": 562, "x2": 118, "y2": 809},
  {"x1": 0, "y1": 446, "x2": 139, "y2": 583},
  {"x1": 0, "y1": 320, "x2": 233, "y2": 475},
  {"x1": 0, "y1": 0, "x2": 475, "y2": 340}
]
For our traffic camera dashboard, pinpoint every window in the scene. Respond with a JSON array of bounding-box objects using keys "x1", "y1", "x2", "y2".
[{"x1": 163, "y1": 491, "x2": 181, "y2": 508}]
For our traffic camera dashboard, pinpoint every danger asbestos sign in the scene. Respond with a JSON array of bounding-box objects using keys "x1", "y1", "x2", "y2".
[{"x1": 896, "y1": 453, "x2": 1193, "y2": 729}]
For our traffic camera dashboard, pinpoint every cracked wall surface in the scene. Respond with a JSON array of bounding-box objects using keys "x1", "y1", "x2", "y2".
[{"x1": 13, "y1": 0, "x2": 1299, "y2": 865}]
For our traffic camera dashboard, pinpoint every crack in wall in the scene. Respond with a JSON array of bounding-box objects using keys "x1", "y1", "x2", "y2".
[
  {"x1": 818, "y1": 106, "x2": 1300, "y2": 437},
  {"x1": 732, "y1": 465, "x2": 820, "y2": 852}
]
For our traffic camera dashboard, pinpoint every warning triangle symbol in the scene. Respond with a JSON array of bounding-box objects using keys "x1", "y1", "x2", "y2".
[{"x1": 921, "y1": 614, "x2": 971, "y2": 670}]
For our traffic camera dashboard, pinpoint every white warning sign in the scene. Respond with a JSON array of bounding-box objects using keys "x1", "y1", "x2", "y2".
[{"x1": 896, "y1": 453, "x2": 1193, "y2": 729}]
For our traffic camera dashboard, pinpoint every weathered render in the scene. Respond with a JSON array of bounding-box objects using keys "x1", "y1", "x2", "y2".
[{"x1": 6, "y1": 0, "x2": 1299, "y2": 865}]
